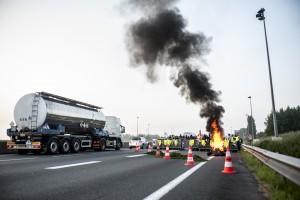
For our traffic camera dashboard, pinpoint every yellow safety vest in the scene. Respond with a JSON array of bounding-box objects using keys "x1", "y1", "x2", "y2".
[
  {"x1": 158, "y1": 140, "x2": 162, "y2": 146},
  {"x1": 174, "y1": 140, "x2": 178, "y2": 147},
  {"x1": 201, "y1": 140, "x2": 206, "y2": 146},
  {"x1": 189, "y1": 140, "x2": 195, "y2": 146},
  {"x1": 166, "y1": 140, "x2": 171, "y2": 146},
  {"x1": 231, "y1": 136, "x2": 239, "y2": 142},
  {"x1": 224, "y1": 139, "x2": 229, "y2": 147}
]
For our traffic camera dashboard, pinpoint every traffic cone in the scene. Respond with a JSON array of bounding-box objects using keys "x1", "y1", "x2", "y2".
[
  {"x1": 221, "y1": 147, "x2": 236, "y2": 174},
  {"x1": 164, "y1": 145, "x2": 170, "y2": 159},
  {"x1": 147, "y1": 143, "x2": 152, "y2": 153},
  {"x1": 135, "y1": 144, "x2": 140, "y2": 152},
  {"x1": 185, "y1": 146, "x2": 195, "y2": 166},
  {"x1": 155, "y1": 146, "x2": 160, "y2": 157}
]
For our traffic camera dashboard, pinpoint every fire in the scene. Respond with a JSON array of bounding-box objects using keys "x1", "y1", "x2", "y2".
[{"x1": 210, "y1": 120, "x2": 224, "y2": 151}]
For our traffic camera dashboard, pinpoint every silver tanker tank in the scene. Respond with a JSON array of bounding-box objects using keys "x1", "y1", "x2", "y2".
[{"x1": 13, "y1": 92, "x2": 105, "y2": 133}]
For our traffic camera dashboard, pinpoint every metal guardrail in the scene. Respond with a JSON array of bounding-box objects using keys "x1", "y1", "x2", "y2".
[{"x1": 242, "y1": 144, "x2": 300, "y2": 186}]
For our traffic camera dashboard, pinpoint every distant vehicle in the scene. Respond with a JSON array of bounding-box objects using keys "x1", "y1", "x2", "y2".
[
  {"x1": 182, "y1": 132, "x2": 197, "y2": 138},
  {"x1": 129, "y1": 137, "x2": 148, "y2": 149}
]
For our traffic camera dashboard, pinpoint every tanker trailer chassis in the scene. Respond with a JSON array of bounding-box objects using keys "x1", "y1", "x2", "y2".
[
  {"x1": 7, "y1": 126, "x2": 122, "y2": 154},
  {"x1": 6, "y1": 125, "x2": 117, "y2": 154}
]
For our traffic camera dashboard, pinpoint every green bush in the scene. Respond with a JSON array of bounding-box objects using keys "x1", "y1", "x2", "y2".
[
  {"x1": 255, "y1": 131, "x2": 300, "y2": 158},
  {"x1": 147, "y1": 151, "x2": 206, "y2": 162},
  {"x1": 170, "y1": 152, "x2": 183, "y2": 159}
]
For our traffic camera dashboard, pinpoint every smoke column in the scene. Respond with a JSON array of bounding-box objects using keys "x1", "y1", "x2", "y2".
[{"x1": 124, "y1": 0, "x2": 225, "y2": 133}]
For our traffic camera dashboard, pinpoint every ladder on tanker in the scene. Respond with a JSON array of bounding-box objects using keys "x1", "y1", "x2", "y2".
[{"x1": 31, "y1": 93, "x2": 40, "y2": 130}]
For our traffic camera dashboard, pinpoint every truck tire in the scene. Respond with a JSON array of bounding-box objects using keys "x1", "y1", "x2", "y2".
[
  {"x1": 47, "y1": 138, "x2": 59, "y2": 154},
  {"x1": 115, "y1": 139, "x2": 121, "y2": 150},
  {"x1": 71, "y1": 139, "x2": 80, "y2": 153},
  {"x1": 59, "y1": 139, "x2": 70, "y2": 154},
  {"x1": 99, "y1": 139, "x2": 106, "y2": 151},
  {"x1": 18, "y1": 149, "x2": 29, "y2": 155}
]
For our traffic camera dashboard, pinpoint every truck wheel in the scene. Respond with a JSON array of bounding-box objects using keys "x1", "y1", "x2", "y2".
[
  {"x1": 71, "y1": 139, "x2": 80, "y2": 153},
  {"x1": 18, "y1": 149, "x2": 29, "y2": 155},
  {"x1": 115, "y1": 140, "x2": 121, "y2": 150},
  {"x1": 99, "y1": 139, "x2": 106, "y2": 151},
  {"x1": 47, "y1": 138, "x2": 59, "y2": 154},
  {"x1": 59, "y1": 139, "x2": 70, "y2": 154}
]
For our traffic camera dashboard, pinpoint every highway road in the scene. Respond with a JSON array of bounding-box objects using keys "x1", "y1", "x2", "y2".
[{"x1": 0, "y1": 149, "x2": 266, "y2": 200}]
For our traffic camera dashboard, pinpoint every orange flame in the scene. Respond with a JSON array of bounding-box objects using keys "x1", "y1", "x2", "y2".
[{"x1": 210, "y1": 120, "x2": 224, "y2": 151}]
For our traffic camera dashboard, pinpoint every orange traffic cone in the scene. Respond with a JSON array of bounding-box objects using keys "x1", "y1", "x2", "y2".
[
  {"x1": 155, "y1": 146, "x2": 160, "y2": 157},
  {"x1": 135, "y1": 144, "x2": 140, "y2": 152},
  {"x1": 164, "y1": 145, "x2": 170, "y2": 159},
  {"x1": 221, "y1": 147, "x2": 236, "y2": 174},
  {"x1": 147, "y1": 143, "x2": 152, "y2": 153},
  {"x1": 185, "y1": 146, "x2": 195, "y2": 166}
]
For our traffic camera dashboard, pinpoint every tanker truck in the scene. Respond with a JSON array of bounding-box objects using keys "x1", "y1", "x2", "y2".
[{"x1": 6, "y1": 92, "x2": 125, "y2": 154}]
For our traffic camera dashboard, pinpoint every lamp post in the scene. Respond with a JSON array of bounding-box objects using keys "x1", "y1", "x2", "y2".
[
  {"x1": 147, "y1": 123, "x2": 150, "y2": 135},
  {"x1": 246, "y1": 114, "x2": 249, "y2": 139},
  {"x1": 248, "y1": 96, "x2": 255, "y2": 139},
  {"x1": 256, "y1": 8, "x2": 278, "y2": 137},
  {"x1": 137, "y1": 117, "x2": 139, "y2": 136}
]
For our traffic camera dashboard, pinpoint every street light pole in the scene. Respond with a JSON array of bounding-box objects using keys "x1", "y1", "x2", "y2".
[
  {"x1": 248, "y1": 96, "x2": 255, "y2": 139},
  {"x1": 246, "y1": 114, "x2": 249, "y2": 139},
  {"x1": 137, "y1": 117, "x2": 139, "y2": 136},
  {"x1": 148, "y1": 123, "x2": 150, "y2": 135},
  {"x1": 256, "y1": 8, "x2": 278, "y2": 137}
]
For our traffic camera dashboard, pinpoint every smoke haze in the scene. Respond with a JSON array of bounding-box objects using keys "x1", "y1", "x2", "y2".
[{"x1": 124, "y1": 0, "x2": 225, "y2": 132}]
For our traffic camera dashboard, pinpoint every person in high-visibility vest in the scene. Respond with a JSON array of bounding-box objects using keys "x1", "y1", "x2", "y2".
[
  {"x1": 235, "y1": 135, "x2": 241, "y2": 151},
  {"x1": 231, "y1": 135, "x2": 240, "y2": 151},
  {"x1": 224, "y1": 139, "x2": 229, "y2": 148}
]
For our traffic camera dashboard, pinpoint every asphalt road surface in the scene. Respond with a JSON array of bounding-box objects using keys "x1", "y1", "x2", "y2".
[{"x1": 0, "y1": 149, "x2": 266, "y2": 200}]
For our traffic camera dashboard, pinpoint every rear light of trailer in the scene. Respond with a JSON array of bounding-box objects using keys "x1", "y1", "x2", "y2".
[
  {"x1": 6, "y1": 142, "x2": 15, "y2": 149},
  {"x1": 32, "y1": 142, "x2": 41, "y2": 149}
]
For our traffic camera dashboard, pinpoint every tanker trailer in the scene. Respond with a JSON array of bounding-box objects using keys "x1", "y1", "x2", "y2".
[{"x1": 6, "y1": 92, "x2": 124, "y2": 154}]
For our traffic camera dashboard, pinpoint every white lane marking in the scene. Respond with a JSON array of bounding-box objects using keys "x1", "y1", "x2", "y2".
[
  {"x1": 51, "y1": 154, "x2": 84, "y2": 158},
  {"x1": 143, "y1": 162, "x2": 207, "y2": 200},
  {"x1": 126, "y1": 154, "x2": 147, "y2": 158},
  {"x1": 45, "y1": 161, "x2": 101, "y2": 169},
  {"x1": 207, "y1": 156, "x2": 215, "y2": 160},
  {"x1": 0, "y1": 157, "x2": 37, "y2": 162}
]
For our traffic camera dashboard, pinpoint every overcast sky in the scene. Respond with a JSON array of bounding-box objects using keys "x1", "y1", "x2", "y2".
[{"x1": 0, "y1": 0, "x2": 299, "y2": 140}]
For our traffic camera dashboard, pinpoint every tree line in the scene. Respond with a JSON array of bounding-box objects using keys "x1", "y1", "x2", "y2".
[{"x1": 264, "y1": 106, "x2": 300, "y2": 136}]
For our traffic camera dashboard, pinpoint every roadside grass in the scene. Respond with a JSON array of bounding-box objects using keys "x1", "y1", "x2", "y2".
[
  {"x1": 146, "y1": 150, "x2": 206, "y2": 162},
  {"x1": 255, "y1": 131, "x2": 300, "y2": 158},
  {"x1": 241, "y1": 150, "x2": 300, "y2": 200}
]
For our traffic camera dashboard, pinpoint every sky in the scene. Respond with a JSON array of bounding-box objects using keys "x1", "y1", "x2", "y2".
[{"x1": 0, "y1": 0, "x2": 299, "y2": 140}]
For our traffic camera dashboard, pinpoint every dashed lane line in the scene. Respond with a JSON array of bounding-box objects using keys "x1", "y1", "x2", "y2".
[
  {"x1": 126, "y1": 154, "x2": 147, "y2": 158},
  {"x1": 0, "y1": 157, "x2": 38, "y2": 162},
  {"x1": 45, "y1": 161, "x2": 101, "y2": 169}
]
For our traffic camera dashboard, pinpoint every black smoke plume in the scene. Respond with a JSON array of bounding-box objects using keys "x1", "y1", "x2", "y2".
[{"x1": 124, "y1": 0, "x2": 225, "y2": 132}]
